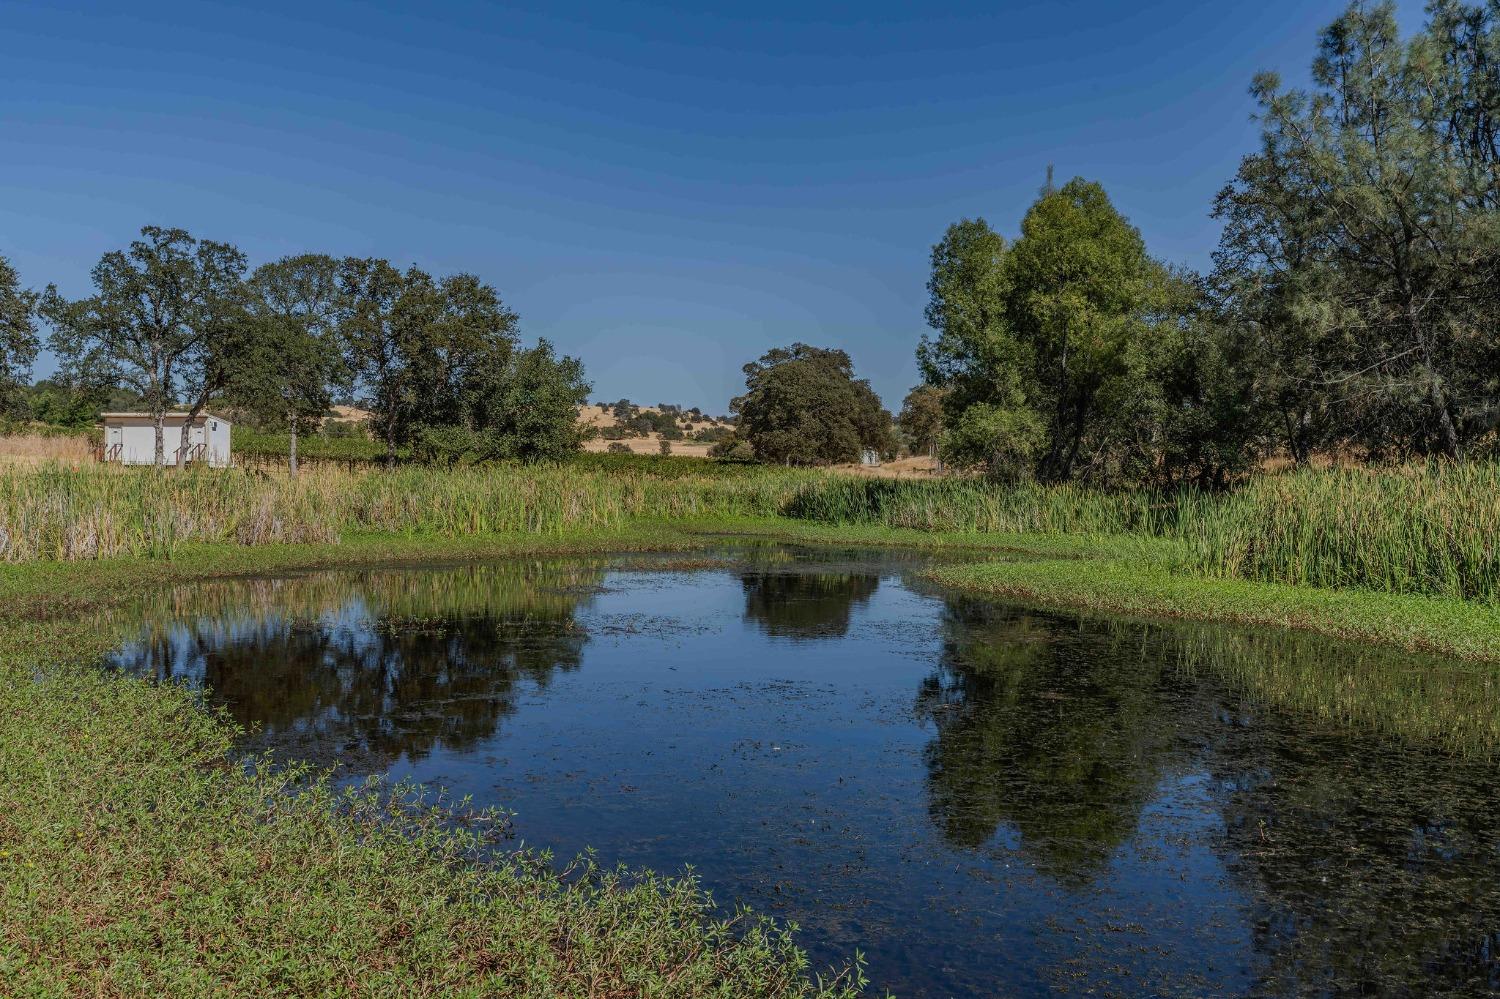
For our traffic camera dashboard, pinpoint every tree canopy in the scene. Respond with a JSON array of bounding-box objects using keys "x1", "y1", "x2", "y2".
[
  {"x1": 416, "y1": 339, "x2": 590, "y2": 464},
  {"x1": 239, "y1": 254, "x2": 347, "y2": 474},
  {"x1": 733, "y1": 344, "x2": 893, "y2": 465},
  {"x1": 42, "y1": 226, "x2": 247, "y2": 465},
  {"x1": 897, "y1": 384, "x2": 945, "y2": 458},
  {"x1": 0, "y1": 254, "x2": 39, "y2": 417},
  {"x1": 914, "y1": 1, "x2": 1500, "y2": 485},
  {"x1": 1214, "y1": 0, "x2": 1500, "y2": 462},
  {"x1": 919, "y1": 181, "x2": 1198, "y2": 482},
  {"x1": 33, "y1": 229, "x2": 588, "y2": 468}
]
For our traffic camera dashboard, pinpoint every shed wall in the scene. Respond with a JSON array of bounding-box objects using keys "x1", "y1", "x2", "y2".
[{"x1": 103, "y1": 417, "x2": 233, "y2": 467}]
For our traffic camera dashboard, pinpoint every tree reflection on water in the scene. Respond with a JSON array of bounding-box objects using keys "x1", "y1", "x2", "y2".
[
  {"x1": 915, "y1": 597, "x2": 1183, "y2": 880},
  {"x1": 922, "y1": 595, "x2": 1500, "y2": 995},
  {"x1": 739, "y1": 568, "x2": 880, "y2": 640},
  {"x1": 113, "y1": 561, "x2": 601, "y2": 771}
]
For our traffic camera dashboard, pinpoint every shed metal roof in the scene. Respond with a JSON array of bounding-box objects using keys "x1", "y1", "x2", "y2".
[{"x1": 99, "y1": 412, "x2": 231, "y2": 424}]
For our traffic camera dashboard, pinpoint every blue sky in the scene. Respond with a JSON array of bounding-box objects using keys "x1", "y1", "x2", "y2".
[{"x1": 1, "y1": 1, "x2": 1427, "y2": 411}]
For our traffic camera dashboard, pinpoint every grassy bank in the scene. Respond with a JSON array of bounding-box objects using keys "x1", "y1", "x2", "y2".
[
  {"x1": 0, "y1": 526, "x2": 870, "y2": 998},
  {"x1": 703, "y1": 517, "x2": 1500, "y2": 661}
]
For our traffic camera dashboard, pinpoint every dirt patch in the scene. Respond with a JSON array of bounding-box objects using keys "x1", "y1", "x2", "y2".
[
  {"x1": 827, "y1": 456, "x2": 944, "y2": 479},
  {"x1": 581, "y1": 437, "x2": 716, "y2": 457}
]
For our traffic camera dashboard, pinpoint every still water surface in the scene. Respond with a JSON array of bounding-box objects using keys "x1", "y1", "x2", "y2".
[{"x1": 108, "y1": 546, "x2": 1500, "y2": 997}]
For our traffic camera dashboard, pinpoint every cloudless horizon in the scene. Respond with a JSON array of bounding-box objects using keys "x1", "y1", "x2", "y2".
[{"x1": 2, "y1": 1, "x2": 1428, "y2": 411}]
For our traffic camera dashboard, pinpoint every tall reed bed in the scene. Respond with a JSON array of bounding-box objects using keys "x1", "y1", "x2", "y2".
[
  {"x1": 0, "y1": 432, "x2": 95, "y2": 466},
  {"x1": 0, "y1": 462, "x2": 821, "y2": 562},
  {"x1": 0, "y1": 464, "x2": 339, "y2": 560},
  {"x1": 6, "y1": 460, "x2": 1499, "y2": 604},
  {"x1": 787, "y1": 465, "x2": 1500, "y2": 603},
  {"x1": 784, "y1": 477, "x2": 1175, "y2": 536},
  {"x1": 1177, "y1": 462, "x2": 1500, "y2": 602}
]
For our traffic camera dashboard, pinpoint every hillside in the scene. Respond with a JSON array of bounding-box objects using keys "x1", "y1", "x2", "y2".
[{"x1": 577, "y1": 403, "x2": 724, "y2": 457}]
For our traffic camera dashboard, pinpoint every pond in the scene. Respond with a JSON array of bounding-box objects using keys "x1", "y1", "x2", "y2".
[{"x1": 107, "y1": 545, "x2": 1500, "y2": 997}]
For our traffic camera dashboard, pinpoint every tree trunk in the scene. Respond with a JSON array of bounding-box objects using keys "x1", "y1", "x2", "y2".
[
  {"x1": 153, "y1": 358, "x2": 173, "y2": 468},
  {"x1": 1057, "y1": 400, "x2": 1089, "y2": 481},
  {"x1": 1284, "y1": 407, "x2": 1310, "y2": 466},
  {"x1": 178, "y1": 393, "x2": 211, "y2": 468},
  {"x1": 286, "y1": 408, "x2": 298, "y2": 480},
  {"x1": 1404, "y1": 291, "x2": 1461, "y2": 461},
  {"x1": 1430, "y1": 374, "x2": 1463, "y2": 461},
  {"x1": 177, "y1": 418, "x2": 192, "y2": 469},
  {"x1": 1043, "y1": 329, "x2": 1072, "y2": 481}
]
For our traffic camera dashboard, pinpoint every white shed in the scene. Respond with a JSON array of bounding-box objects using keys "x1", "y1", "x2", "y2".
[{"x1": 99, "y1": 412, "x2": 232, "y2": 467}]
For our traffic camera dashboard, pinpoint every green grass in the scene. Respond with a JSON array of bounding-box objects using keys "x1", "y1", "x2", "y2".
[
  {"x1": 0, "y1": 526, "x2": 871, "y2": 999},
  {"x1": 5, "y1": 459, "x2": 1498, "y2": 656},
  {"x1": 0, "y1": 462, "x2": 823, "y2": 561},
  {"x1": 0, "y1": 527, "x2": 704, "y2": 618},
  {"x1": 783, "y1": 476, "x2": 1176, "y2": 536},
  {"x1": 923, "y1": 556, "x2": 1500, "y2": 663},
  {"x1": 570, "y1": 452, "x2": 777, "y2": 478},
  {"x1": 689, "y1": 516, "x2": 1500, "y2": 662},
  {"x1": 1174, "y1": 462, "x2": 1500, "y2": 601},
  {"x1": 922, "y1": 557, "x2": 1500, "y2": 754},
  {"x1": 232, "y1": 432, "x2": 758, "y2": 477}
]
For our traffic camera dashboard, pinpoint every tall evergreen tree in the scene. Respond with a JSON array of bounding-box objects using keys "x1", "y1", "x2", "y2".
[
  {"x1": 918, "y1": 218, "x2": 1045, "y2": 476},
  {"x1": 1004, "y1": 179, "x2": 1165, "y2": 480},
  {"x1": 920, "y1": 181, "x2": 1186, "y2": 482},
  {"x1": 1216, "y1": 1, "x2": 1500, "y2": 459}
]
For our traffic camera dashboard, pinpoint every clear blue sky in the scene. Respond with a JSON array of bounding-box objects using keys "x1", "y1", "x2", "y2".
[{"x1": 1, "y1": 1, "x2": 1426, "y2": 411}]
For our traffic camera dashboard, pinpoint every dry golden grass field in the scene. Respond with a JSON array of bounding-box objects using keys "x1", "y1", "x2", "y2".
[
  {"x1": 577, "y1": 403, "x2": 719, "y2": 457},
  {"x1": 0, "y1": 432, "x2": 94, "y2": 467}
]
